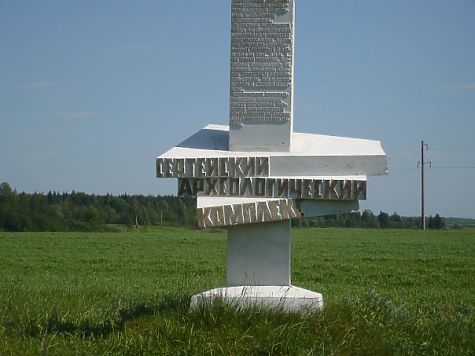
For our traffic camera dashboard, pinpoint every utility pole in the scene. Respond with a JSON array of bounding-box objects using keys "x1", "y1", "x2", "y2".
[{"x1": 418, "y1": 141, "x2": 431, "y2": 230}]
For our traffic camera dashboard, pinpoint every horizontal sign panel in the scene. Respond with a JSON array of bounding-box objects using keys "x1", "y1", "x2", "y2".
[{"x1": 158, "y1": 125, "x2": 388, "y2": 177}]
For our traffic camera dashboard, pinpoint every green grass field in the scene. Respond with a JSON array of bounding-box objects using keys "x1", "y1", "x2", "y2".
[{"x1": 0, "y1": 228, "x2": 474, "y2": 355}]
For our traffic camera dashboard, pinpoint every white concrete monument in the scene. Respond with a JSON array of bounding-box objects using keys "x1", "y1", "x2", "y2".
[{"x1": 156, "y1": 0, "x2": 387, "y2": 311}]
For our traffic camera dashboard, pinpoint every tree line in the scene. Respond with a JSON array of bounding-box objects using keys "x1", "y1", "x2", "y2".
[
  {"x1": 0, "y1": 182, "x2": 195, "y2": 232},
  {"x1": 295, "y1": 210, "x2": 445, "y2": 230},
  {"x1": 0, "y1": 182, "x2": 447, "y2": 232}
]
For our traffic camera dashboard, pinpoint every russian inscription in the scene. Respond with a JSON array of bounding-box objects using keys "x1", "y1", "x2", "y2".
[
  {"x1": 157, "y1": 157, "x2": 270, "y2": 178},
  {"x1": 230, "y1": 0, "x2": 294, "y2": 126},
  {"x1": 197, "y1": 199, "x2": 300, "y2": 228},
  {"x1": 179, "y1": 178, "x2": 367, "y2": 201}
]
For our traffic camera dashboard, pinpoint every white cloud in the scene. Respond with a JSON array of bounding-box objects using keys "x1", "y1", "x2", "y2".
[
  {"x1": 18, "y1": 81, "x2": 54, "y2": 89},
  {"x1": 437, "y1": 82, "x2": 475, "y2": 92}
]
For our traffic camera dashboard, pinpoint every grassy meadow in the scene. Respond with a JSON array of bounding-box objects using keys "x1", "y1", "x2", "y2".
[{"x1": 0, "y1": 227, "x2": 474, "y2": 355}]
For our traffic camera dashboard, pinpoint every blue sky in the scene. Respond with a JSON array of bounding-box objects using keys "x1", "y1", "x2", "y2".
[{"x1": 1, "y1": 1, "x2": 474, "y2": 218}]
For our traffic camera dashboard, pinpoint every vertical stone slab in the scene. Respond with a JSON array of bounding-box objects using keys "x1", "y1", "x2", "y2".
[
  {"x1": 229, "y1": 0, "x2": 295, "y2": 152},
  {"x1": 227, "y1": 220, "x2": 291, "y2": 286}
]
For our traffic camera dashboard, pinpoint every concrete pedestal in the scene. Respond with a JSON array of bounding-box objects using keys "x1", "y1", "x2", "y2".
[
  {"x1": 191, "y1": 221, "x2": 323, "y2": 311},
  {"x1": 190, "y1": 286, "x2": 323, "y2": 311},
  {"x1": 227, "y1": 221, "x2": 291, "y2": 286}
]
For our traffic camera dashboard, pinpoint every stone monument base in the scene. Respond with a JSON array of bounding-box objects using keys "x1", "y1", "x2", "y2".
[{"x1": 190, "y1": 286, "x2": 323, "y2": 311}]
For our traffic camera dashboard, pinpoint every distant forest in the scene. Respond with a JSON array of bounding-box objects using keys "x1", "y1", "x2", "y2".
[
  {"x1": 0, "y1": 182, "x2": 195, "y2": 232},
  {"x1": 0, "y1": 182, "x2": 463, "y2": 232}
]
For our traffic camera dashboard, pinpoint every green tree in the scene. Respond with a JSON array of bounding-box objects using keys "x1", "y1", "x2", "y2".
[
  {"x1": 377, "y1": 211, "x2": 390, "y2": 228},
  {"x1": 390, "y1": 212, "x2": 401, "y2": 228},
  {"x1": 433, "y1": 214, "x2": 444, "y2": 230},
  {"x1": 362, "y1": 209, "x2": 378, "y2": 228},
  {"x1": 4, "y1": 211, "x2": 21, "y2": 232},
  {"x1": 0, "y1": 182, "x2": 13, "y2": 198},
  {"x1": 428, "y1": 216, "x2": 434, "y2": 229}
]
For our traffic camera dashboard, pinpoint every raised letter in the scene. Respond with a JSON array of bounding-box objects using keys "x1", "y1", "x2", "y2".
[
  {"x1": 324, "y1": 180, "x2": 339, "y2": 200},
  {"x1": 268, "y1": 200, "x2": 283, "y2": 220},
  {"x1": 164, "y1": 158, "x2": 173, "y2": 178},
  {"x1": 185, "y1": 159, "x2": 196, "y2": 177},
  {"x1": 228, "y1": 157, "x2": 237, "y2": 177},
  {"x1": 197, "y1": 207, "x2": 213, "y2": 228},
  {"x1": 241, "y1": 157, "x2": 256, "y2": 176},
  {"x1": 341, "y1": 180, "x2": 352, "y2": 200},
  {"x1": 256, "y1": 157, "x2": 270, "y2": 177},
  {"x1": 192, "y1": 179, "x2": 205, "y2": 196},
  {"x1": 218, "y1": 158, "x2": 229, "y2": 177},
  {"x1": 277, "y1": 178, "x2": 289, "y2": 198},
  {"x1": 219, "y1": 178, "x2": 228, "y2": 195},
  {"x1": 280, "y1": 199, "x2": 300, "y2": 219},
  {"x1": 242, "y1": 203, "x2": 257, "y2": 224},
  {"x1": 240, "y1": 178, "x2": 254, "y2": 197},
  {"x1": 156, "y1": 158, "x2": 164, "y2": 178},
  {"x1": 354, "y1": 181, "x2": 367, "y2": 200},
  {"x1": 178, "y1": 178, "x2": 193, "y2": 196},
  {"x1": 234, "y1": 157, "x2": 246, "y2": 176},
  {"x1": 174, "y1": 159, "x2": 185, "y2": 177},
  {"x1": 313, "y1": 180, "x2": 323, "y2": 200},
  {"x1": 255, "y1": 178, "x2": 266, "y2": 197},
  {"x1": 229, "y1": 178, "x2": 240, "y2": 196},
  {"x1": 206, "y1": 158, "x2": 219, "y2": 177},
  {"x1": 224, "y1": 204, "x2": 245, "y2": 226},
  {"x1": 209, "y1": 206, "x2": 225, "y2": 226},
  {"x1": 196, "y1": 158, "x2": 206, "y2": 177},
  {"x1": 256, "y1": 201, "x2": 272, "y2": 222},
  {"x1": 303, "y1": 179, "x2": 313, "y2": 199},
  {"x1": 289, "y1": 179, "x2": 302, "y2": 199},
  {"x1": 266, "y1": 178, "x2": 276, "y2": 197},
  {"x1": 205, "y1": 178, "x2": 218, "y2": 196}
]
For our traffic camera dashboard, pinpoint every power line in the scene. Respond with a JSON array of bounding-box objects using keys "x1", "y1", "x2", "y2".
[
  {"x1": 431, "y1": 166, "x2": 475, "y2": 169},
  {"x1": 418, "y1": 141, "x2": 431, "y2": 231},
  {"x1": 429, "y1": 149, "x2": 475, "y2": 152}
]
